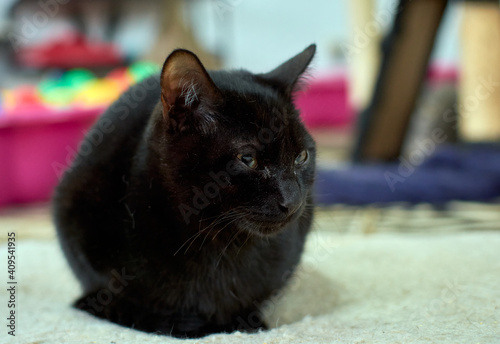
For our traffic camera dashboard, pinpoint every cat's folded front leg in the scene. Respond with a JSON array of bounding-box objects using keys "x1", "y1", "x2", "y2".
[
  {"x1": 73, "y1": 291, "x2": 168, "y2": 333},
  {"x1": 73, "y1": 291, "x2": 266, "y2": 338},
  {"x1": 228, "y1": 308, "x2": 269, "y2": 333}
]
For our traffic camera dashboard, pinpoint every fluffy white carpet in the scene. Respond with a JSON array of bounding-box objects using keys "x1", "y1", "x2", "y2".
[{"x1": 1, "y1": 230, "x2": 499, "y2": 344}]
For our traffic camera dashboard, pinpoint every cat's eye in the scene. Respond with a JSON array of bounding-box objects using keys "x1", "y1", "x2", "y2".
[
  {"x1": 295, "y1": 150, "x2": 309, "y2": 166},
  {"x1": 237, "y1": 153, "x2": 258, "y2": 169}
]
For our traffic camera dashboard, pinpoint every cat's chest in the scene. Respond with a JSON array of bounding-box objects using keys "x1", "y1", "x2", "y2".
[
  {"x1": 163, "y1": 240, "x2": 282, "y2": 316},
  {"x1": 186, "y1": 245, "x2": 272, "y2": 293}
]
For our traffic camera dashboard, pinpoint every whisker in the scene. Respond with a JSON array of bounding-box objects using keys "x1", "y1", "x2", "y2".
[
  {"x1": 175, "y1": 206, "x2": 249, "y2": 255},
  {"x1": 173, "y1": 229, "x2": 207, "y2": 256},
  {"x1": 215, "y1": 229, "x2": 242, "y2": 268},
  {"x1": 198, "y1": 207, "x2": 246, "y2": 250},
  {"x1": 199, "y1": 212, "x2": 241, "y2": 250},
  {"x1": 236, "y1": 231, "x2": 252, "y2": 256},
  {"x1": 182, "y1": 229, "x2": 207, "y2": 255},
  {"x1": 201, "y1": 209, "x2": 242, "y2": 236},
  {"x1": 211, "y1": 215, "x2": 242, "y2": 241}
]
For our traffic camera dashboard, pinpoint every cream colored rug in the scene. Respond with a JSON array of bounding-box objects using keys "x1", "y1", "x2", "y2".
[{"x1": 0, "y1": 204, "x2": 499, "y2": 344}]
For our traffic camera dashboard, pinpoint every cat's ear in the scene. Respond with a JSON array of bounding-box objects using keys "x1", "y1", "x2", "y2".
[
  {"x1": 160, "y1": 49, "x2": 222, "y2": 135},
  {"x1": 258, "y1": 44, "x2": 316, "y2": 97}
]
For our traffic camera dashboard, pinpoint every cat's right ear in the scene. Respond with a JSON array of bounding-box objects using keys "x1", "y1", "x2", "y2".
[
  {"x1": 258, "y1": 44, "x2": 316, "y2": 98},
  {"x1": 160, "y1": 49, "x2": 222, "y2": 135}
]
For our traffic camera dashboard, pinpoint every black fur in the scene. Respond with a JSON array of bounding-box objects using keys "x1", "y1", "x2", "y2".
[{"x1": 53, "y1": 45, "x2": 317, "y2": 338}]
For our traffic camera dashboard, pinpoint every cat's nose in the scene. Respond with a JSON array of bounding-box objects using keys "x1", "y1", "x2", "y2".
[
  {"x1": 278, "y1": 199, "x2": 303, "y2": 216},
  {"x1": 277, "y1": 178, "x2": 302, "y2": 216}
]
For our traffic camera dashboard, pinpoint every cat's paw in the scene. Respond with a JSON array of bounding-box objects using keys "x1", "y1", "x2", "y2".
[{"x1": 230, "y1": 310, "x2": 268, "y2": 334}]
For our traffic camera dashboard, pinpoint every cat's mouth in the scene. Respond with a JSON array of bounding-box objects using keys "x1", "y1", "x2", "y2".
[{"x1": 237, "y1": 207, "x2": 304, "y2": 236}]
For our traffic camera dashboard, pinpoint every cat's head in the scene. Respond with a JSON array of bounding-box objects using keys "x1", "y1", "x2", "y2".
[{"x1": 155, "y1": 45, "x2": 316, "y2": 236}]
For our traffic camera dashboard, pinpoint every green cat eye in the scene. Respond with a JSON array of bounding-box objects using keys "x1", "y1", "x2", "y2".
[
  {"x1": 238, "y1": 153, "x2": 258, "y2": 169},
  {"x1": 295, "y1": 150, "x2": 309, "y2": 166}
]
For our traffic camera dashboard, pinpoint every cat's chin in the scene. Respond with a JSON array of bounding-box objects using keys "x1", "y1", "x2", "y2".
[
  {"x1": 237, "y1": 220, "x2": 285, "y2": 237},
  {"x1": 237, "y1": 211, "x2": 301, "y2": 237}
]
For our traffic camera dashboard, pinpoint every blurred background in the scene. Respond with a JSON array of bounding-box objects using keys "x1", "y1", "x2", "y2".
[
  {"x1": 0, "y1": 0, "x2": 460, "y2": 79},
  {"x1": 1, "y1": 3, "x2": 499, "y2": 341},
  {"x1": 0, "y1": 0, "x2": 499, "y2": 217}
]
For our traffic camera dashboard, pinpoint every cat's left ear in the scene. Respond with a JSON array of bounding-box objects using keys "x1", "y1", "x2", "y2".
[
  {"x1": 258, "y1": 44, "x2": 316, "y2": 97},
  {"x1": 160, "y1": 49, "x2": 222, "y2": 135}
]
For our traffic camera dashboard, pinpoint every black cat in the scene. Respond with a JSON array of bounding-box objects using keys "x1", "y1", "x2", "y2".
[{"x1": 53, "y1": 44, "x2": 317, "y2": 338}]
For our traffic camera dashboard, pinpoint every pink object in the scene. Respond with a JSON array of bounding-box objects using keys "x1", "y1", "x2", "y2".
[
  {"x1": 0, "y1": 108, "x2": 103, "y2": 208},
  {"x1": 426, "y1": 62, "x2": 459, "y2": 85},
  {"x1": 295, "y1": 72, "x2": 353, "y2": 129}
]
